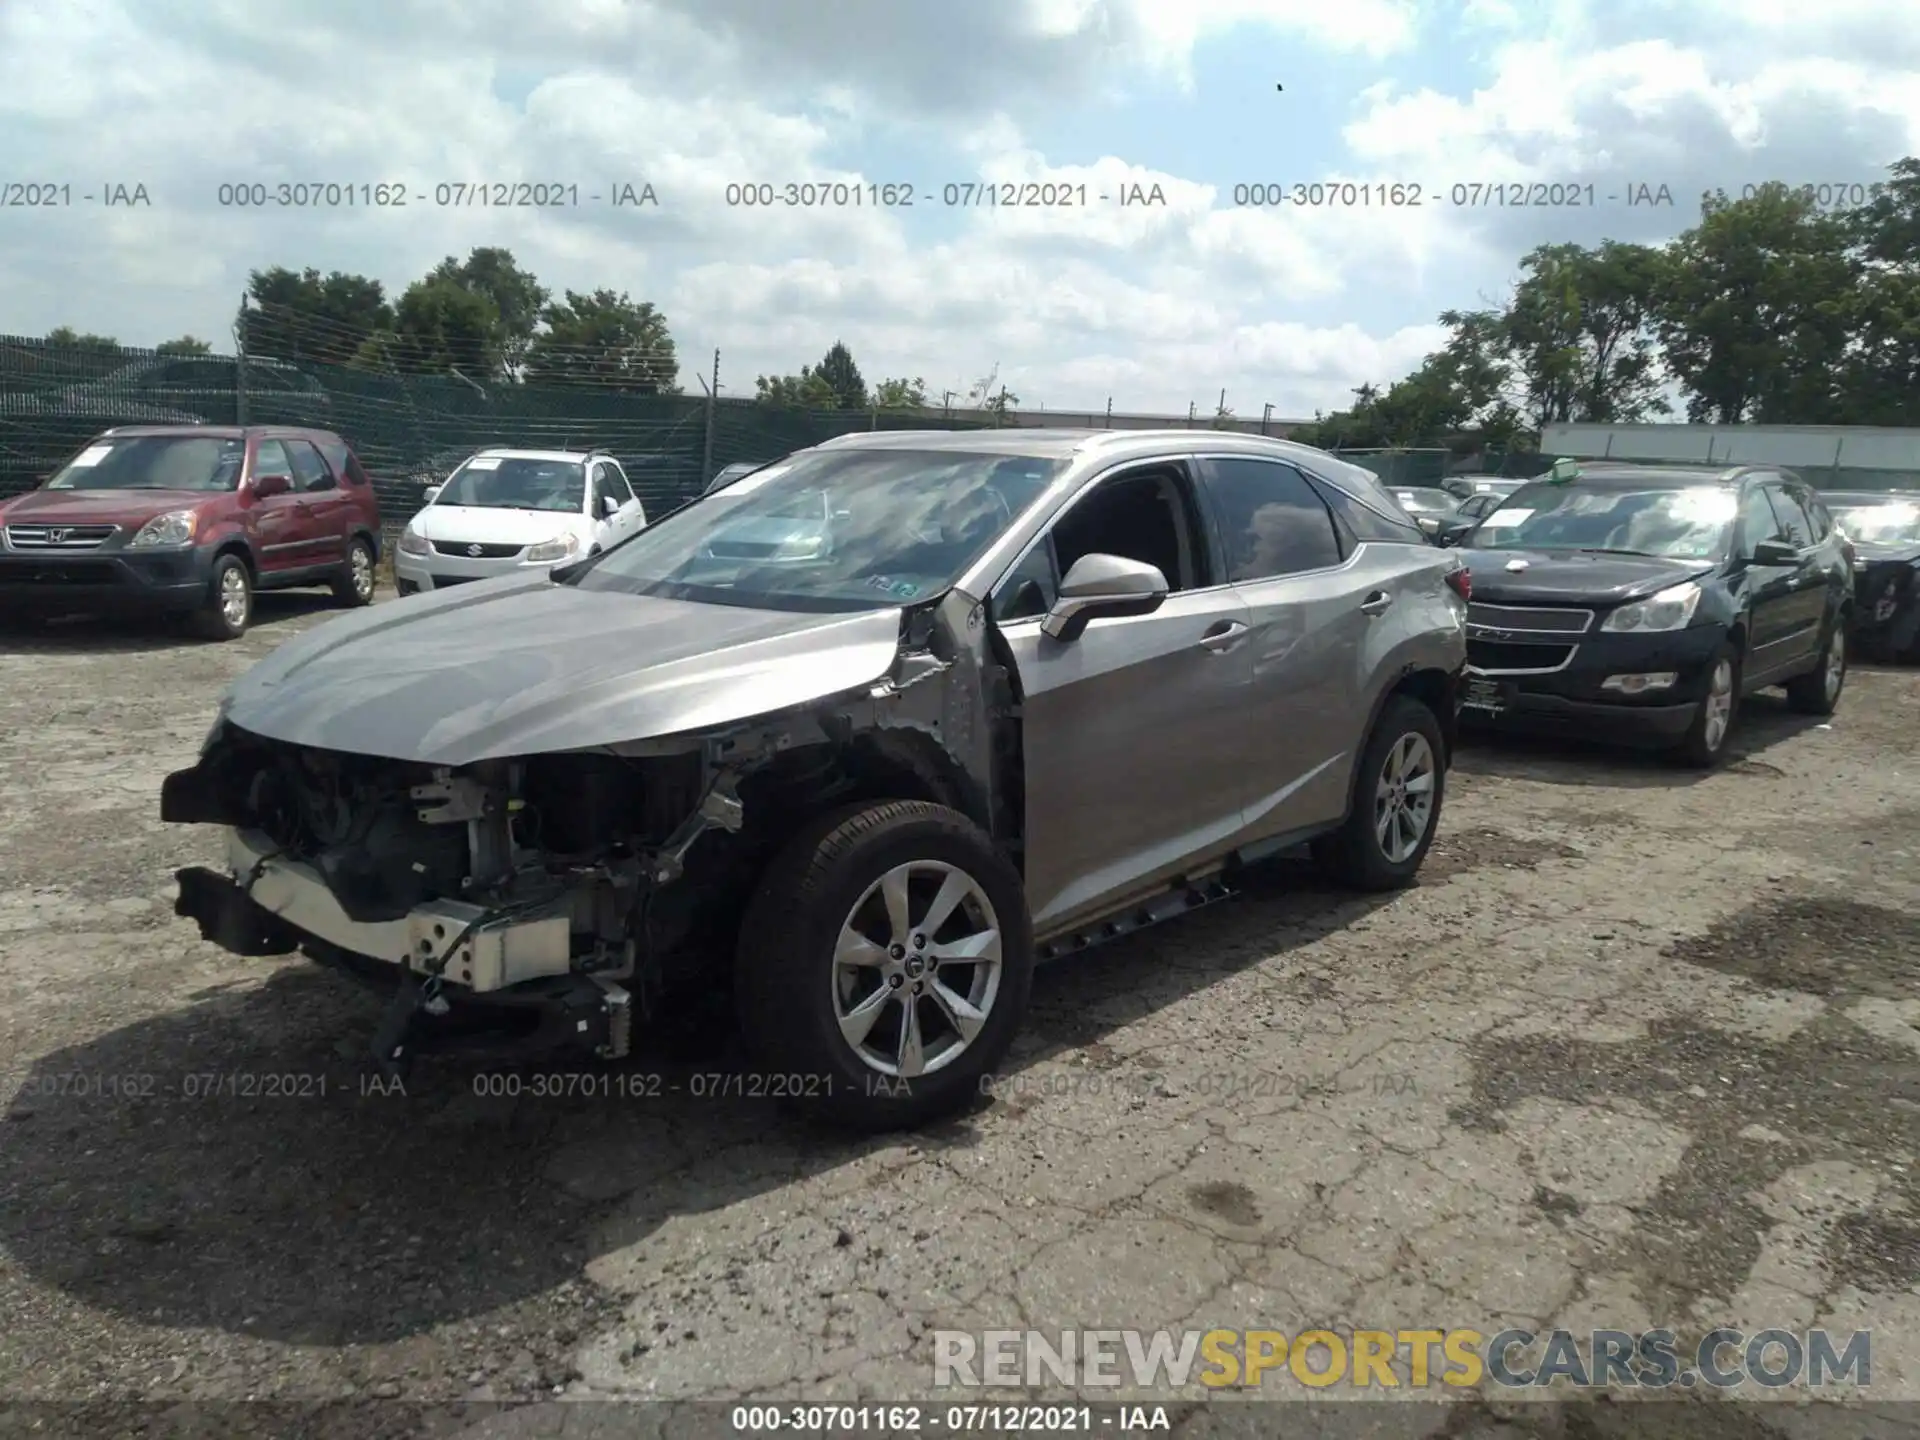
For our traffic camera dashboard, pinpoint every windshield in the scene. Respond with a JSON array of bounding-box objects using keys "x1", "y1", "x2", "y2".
[
  {"x1": 1473, "y1": 483, "x2": 1736, "y2": 559},
  {"x1": 44, "y1": 435, "x2": 244, "y2": 492},
  {"x1": 1394, "y1": 489, "x2": 1455, "y2": 513},
  {"x1": 436, "y1": 457, "x2": 585, "y2": 513},
  {"x1": 578, "y1": 449, "x2": 1065, "y2": 611},
  {"x1": 1833, "y1": 502, "x2": 1920, "y2": 545}
]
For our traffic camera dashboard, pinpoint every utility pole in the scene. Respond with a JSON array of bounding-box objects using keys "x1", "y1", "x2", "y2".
[
  {"x1": 1187, "y1": 400, "x2": 1196, "y2": 425},
  {"x1": 1104, "y1": 396, "x2": 1112, "y2": 428},
  {"x1": 1217, "y1": 388, "x2": 1227, "y2": 428},
  {"x1": 700, "y1": 348, "x2": 719, "y2": 482},
  {"x1": 233, "y1": 293, "x2": 248, "y2": 425},
  {"x1": 1261, "y1": 402, "x2": 1273, "y2": 435},
  {"x1": 994, "y1": 385, "x2": 1008, "y2": 428}
]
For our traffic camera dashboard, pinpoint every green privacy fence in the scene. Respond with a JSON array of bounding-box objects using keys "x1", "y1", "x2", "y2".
[
  {"x1": 0, "y1": 336, "x2": 998, "y2": 521},
  {"x1": 1331, "y1": 447, "x2": 1551, "y2": 485}
]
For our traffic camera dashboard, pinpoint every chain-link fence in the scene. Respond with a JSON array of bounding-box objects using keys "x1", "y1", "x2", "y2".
[{"x1": 0, "y1": 331, "x2": 1546, "y2": 525}]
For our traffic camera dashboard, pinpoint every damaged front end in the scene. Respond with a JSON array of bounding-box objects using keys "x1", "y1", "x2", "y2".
[{"x1": 160, "y1": 594, "x2": 1012, "y2": 1075}]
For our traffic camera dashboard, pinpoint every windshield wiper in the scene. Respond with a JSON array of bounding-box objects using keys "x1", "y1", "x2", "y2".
[{"x1": 1573, "y1": 547, "x2": 1657, "y2": 557}]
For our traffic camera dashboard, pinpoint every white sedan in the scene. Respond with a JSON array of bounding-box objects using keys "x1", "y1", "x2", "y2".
[{"x1": 394, "y1": 448, "x2": 647, "y2": 594}]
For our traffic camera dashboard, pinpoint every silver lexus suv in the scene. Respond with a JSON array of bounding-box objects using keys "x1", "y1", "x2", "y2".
[{"x1": 164, "y1": 430, "x2": 1468, "y2": 1129}]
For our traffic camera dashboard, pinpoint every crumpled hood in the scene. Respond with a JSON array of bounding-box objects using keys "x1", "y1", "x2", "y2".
[
  {"x1": 1460, "y1": 548, "x2": 1715, "y2": 606},
  {"x1": 222, "y1": 574, "x2": 906, "y2": 765}
]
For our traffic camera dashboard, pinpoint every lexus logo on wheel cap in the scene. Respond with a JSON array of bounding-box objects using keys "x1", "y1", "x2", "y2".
[{"x1": 468, "y1": 543, "x2": 483, "y2": 557}]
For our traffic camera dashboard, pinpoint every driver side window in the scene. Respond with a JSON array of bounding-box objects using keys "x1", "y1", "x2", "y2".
[
  {"x1": 991, "y1": 465, "x2": 1203, "y2": 623},
  {"x1": 1735, "y1": 486, "x2": 1783, "y2": 559}
]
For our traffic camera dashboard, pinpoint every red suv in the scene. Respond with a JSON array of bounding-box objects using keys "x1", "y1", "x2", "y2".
[{"x1": 0, "y1": 425, "x2": 381, "y2": 639}]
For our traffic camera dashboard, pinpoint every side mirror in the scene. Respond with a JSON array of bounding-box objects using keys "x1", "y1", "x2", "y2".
[
  {"x1": 598, "y1": 493, "x2": 619, "y2": 519},
  {"x1": 252, "y1": 472, "x2": 291, "y2": 498},
  {"x1": 1041, "y1": 553, "x2": 1169, "y2": 642},
  {"x1": 1750, "y1": 539, "x2": 1800, "y2": 566},
  {"x1": 1415, "y1": 515, "x2": 1442, "y2": 538},
  {"x1": 422, "y1": 484, "x2": 442, "y2": 504},
  {"x1": 1436, "y1": 520, "x2": 1475, "y2": 548}
]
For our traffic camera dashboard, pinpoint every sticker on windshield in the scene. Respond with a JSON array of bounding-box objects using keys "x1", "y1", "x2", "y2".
[
  {"x1": 70, "y1": 444, "x2": 113, "y2": 467},
  {"x1": 463, "y1": 456, "x2": 501, "y2": 470},
  {"x1": 1479, "y1": 507, "x2": 1533, "y2": 527},
  {"x1": 889, "y1": 580, "x2": 921, "y2": 598}
]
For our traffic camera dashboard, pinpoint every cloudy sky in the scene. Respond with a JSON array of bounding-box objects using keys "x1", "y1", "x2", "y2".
[{"x1": 1, "y1": 0, "x2": 1914, "y2": 417}]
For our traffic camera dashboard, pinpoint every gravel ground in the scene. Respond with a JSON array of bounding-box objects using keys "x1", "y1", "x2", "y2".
[{"x1": 2, "y1": 591, "x2": 1918, "y2": 1438}]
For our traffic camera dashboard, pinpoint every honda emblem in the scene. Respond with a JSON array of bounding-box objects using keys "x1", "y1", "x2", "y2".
[{"x1": 47, "y1": 528, "x2": 69, "y2": 543}]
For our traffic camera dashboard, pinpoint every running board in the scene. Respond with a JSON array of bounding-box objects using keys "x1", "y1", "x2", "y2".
[{"x1": 1036, "y1": 876, "x2": 1236, "y2": 961}]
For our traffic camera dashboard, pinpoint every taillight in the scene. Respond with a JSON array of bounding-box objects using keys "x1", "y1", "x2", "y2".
[{"x1": 1445, "y1": 566, "x2": 1470, "y2": 601}]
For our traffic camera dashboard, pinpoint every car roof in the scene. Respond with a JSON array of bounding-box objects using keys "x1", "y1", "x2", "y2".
[
  {"x1": 467, "y1": 447, "x2": 601, "y2": 462},
  {"x1": 808, "y1": 426, "x2": 1396, "y2": 477},
  {"x1": 1522, "y1": 462, "x2": 1766, "y2": 487},
  {"x1": 1822, "y1": 490, "x2": 1920, "y2": 505},
  {"x1": 97, "y1": 424, "x2": 344, "y2": 441}
]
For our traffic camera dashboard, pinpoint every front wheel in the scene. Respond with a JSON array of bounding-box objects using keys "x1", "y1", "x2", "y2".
[
  {"x1": 1785, "y1": 620, "x2": 1847, "y2": 715},
  {"x1": 1675, "y1": 646, "x2": 1740, "y2": 767},
  {"x1": 190, "y1": 554, "x2": 252, "y2": 641},
  {"x1": 1311, "y1": 695, "x2": 1446, "y2": 891},
  {"x1": 734, "y1": 801, "x2": 1034, "y2": 1131},
  {"x1": 332, "y1": 536, "x2": 377, "y2": 607}
]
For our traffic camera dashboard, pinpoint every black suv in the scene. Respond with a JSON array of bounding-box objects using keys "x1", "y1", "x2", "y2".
[
  {"x1": 1452, "y1": 462, "x2": 1853, "y2": 766},
  {"x1": 1825, "y1": 490, "x2": 1920, "y2": 661}
]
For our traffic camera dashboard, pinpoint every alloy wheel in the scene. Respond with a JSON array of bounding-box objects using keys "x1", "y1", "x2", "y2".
[
  {"x1": 1702, "y1": 658, "x2": 1734, "y2": 751},
  {"x1": 1825, "y1": 629, "x2": 1845, "y2": 700},
  {"x1": 351, "y1": 544, "x2": 375, "y2": 600},
  {"x1": 1373, "y1": 732, "x2": 1436, "y2": 864},
  {"x1": 831, "y1": 861, "x2": 1003, "y2": 1078},
  {"x1": 219, "y1": 566, "x2": 250, "y2": 628}
]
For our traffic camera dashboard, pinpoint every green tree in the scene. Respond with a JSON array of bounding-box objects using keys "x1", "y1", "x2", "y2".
[
  {"x1": 1501, "y1": 241, "x2": 1670, "y2": 425},
  {"x1": 814, "y1": 341, "x2": 867, "y2": 409},
  {"x1": 871, "y1": 376, "x2": 929, "y2": 408},
  {"x1": 425, "y1": 247, "x2": 549, "y2": 378},
  {"x1": 43, "y1": 326, "x2": 119, "y2": 352},
  {"x1": 1837, "y1": 158, "x2": 1920, "y2": 425},
  {"x1": 155, "y1": 335, "x2": 212, "y2": 355},
  {"x1": 243, "y1": 266, "x2": 391, "y2": 364},
  {"x1": 982, "y1": 387, "x2": 1019, "y2": 416},
  {"x1": 1653, "y1": 183, "x2": 1857, "y2": 423},
  {"x1": 755, "y1": 369, "x2": 838, "y2": 407},
  {"x1": 388, "y1": 277, "x2": 501, "y2": 376},
  {"x1": 523, "y1": 290, "x2": 679, "y2": 392}
]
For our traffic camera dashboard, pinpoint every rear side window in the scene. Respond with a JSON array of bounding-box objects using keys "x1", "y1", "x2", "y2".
[
  {"x1": 1766, "y1": 484, "x2": 1816, "y2": 547},
  {"x1": 1200, "y1": 458, "x2": 1345, "y2": 580},
  {"x1": 1304, "y1": 473, "x2": 1426, "y2": 544},
  {"x1": 319, "y1": 437, "x2": 370, "y2": 486},
  {"x1": 1803, "y1": 492, "x2": 1832, "y2": 541}
]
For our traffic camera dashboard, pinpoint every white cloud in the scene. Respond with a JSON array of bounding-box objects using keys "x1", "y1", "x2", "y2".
[{"x1": 1, "y1": 0, "x2": 1917, "y2": 418}]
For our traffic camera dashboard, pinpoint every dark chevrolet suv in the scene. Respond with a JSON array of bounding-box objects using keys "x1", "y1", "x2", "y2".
[
  {"x1": 1826, "y1": 490, "x2": 1920, "y2": 661},
  {"x1": 1453, "y1": 462, "x2": 1853, "y2": 765},
  {"x1": 0, "y1": 425, "x2": 381, "y2": 639}
]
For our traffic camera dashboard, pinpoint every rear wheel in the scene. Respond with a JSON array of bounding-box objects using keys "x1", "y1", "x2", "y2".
[
  {"x1": 734, "y1": 801, "x2": 1033, "y2": 1131},
  {"x1": 1311, "y1": 695, "x2": 1445, "y2": 890},
  {"x1": 1675, "y1": 646, "x2": 1739, "y2": 767},
  {"x1": 331, "y1": 536, "x2": 376, "y2": 606},
  {"x1": 1785, "y1": 620, "x2": 1846, "y2": 714},
  {"x1": 190, "y1": 554, "x2": 252, "y2": 641}
]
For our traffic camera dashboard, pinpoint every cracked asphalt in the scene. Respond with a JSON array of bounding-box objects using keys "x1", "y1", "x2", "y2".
[{"x1": 2, "y1": 593, "x2": 1918, "y2": 1438}]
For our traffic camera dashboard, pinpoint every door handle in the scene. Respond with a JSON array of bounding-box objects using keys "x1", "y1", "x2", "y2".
[
  {"x1": 1360, "y1": 591, "x2": 1394, "y2": 616},
  {"x1": 1198, "y1": 619, "x2": 1248, "y2": 651}
]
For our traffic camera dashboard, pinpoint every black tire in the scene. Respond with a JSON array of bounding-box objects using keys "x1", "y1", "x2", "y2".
[
  {"x1": 1674, "y1": 643, "x2": 1741, "y2": 768},
  {"x1": 734, "y1": 800, "x2": 1034, "y2": 1132},
  {"x1": 331, "y1": 536, "x2": 377, "y2": 606},
  {"x1": 1785, "y1": 618, "x2": 1847, "y2": 715},
  {"x1": 190, "y1": 554, "x2": 252, "y2": 641},
  {"x1": 1310, "y1": 695, "x2": 1446, "y2": 891}
]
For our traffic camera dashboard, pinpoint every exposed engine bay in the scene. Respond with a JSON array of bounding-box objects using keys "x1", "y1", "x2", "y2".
[{"x1": 161, "y1": 616, "x2": 1008, "y2": 1072}]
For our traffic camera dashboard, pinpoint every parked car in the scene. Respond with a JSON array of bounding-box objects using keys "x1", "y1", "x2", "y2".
[
  {"x1": 164, "y1": 429, "x2": 1468, "y2": 1130},
  {"x1": 1455, "y1": 460, "x2": 1852, "y2": 765},
  {"x1": 393, "y1": 448, "x2": 647, "y2": 594},
  {"x1": 705, "y1": 460, "x2": 774, "y2": 494},
  {"x1": 0, "y1": 425, "x2": 380, "y2": 639},
  {"x1": 1826, "y1": 490, "x2": 1920, "y2": 660},
  {"x1": 1391, "y1": 486, "x2": 1460, "y2": 539},
  {"x1": 1438, "y1": 484, "x2": 1531, "y2": 543}
]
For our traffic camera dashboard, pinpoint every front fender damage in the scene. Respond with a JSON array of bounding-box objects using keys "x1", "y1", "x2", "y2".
[{"x1": 161, "y1": 589, "x2": 1015, "y2": 1075}]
